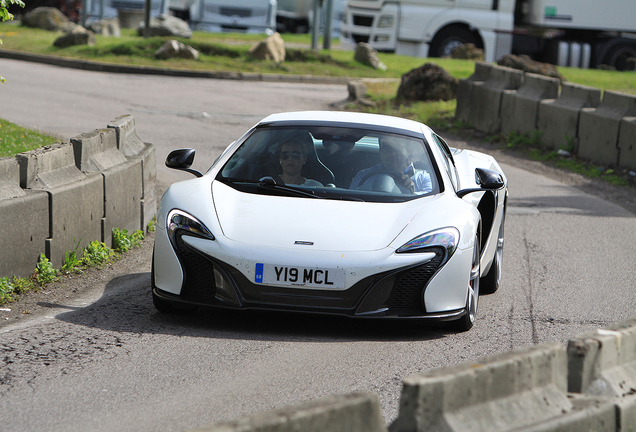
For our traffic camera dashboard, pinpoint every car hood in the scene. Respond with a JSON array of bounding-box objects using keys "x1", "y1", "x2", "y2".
[{"x1": 212, "y1": 181, "x2": 433, "y2": 252}]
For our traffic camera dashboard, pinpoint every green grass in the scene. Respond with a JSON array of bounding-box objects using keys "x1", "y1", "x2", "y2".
[{"x1": 0, "y1": 118, "x2": 58, "y2": 157}]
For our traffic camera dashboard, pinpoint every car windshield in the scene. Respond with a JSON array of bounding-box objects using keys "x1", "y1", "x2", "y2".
[{"x1": 217, "y1": 125, "x2": 440, "y2": 202}]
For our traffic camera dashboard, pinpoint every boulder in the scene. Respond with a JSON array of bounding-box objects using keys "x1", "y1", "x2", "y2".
[
  {"x1": 248, "y1": 32, "x2": 286, "y2": 63},
  {"x1": 53, "y1": 26, "x2": 96, "y2": 48},
  {"x1": 451, "y1": 43, "x2": 484, "y2": 61},
  {"x1": 396, "y1": 63, "x2": 458, "y2": 101},
  {"x1": 497, "y1": 54, "x2": 565, "y2": 81},
  {"x1": 155, "y1": 40, "x2": 199, "y2": 60},
  {"x1": 22, "y1": 7, "x2": 76, "y2": 32},
  {"x1": 354, "y1": 42, "x2": 387, "y2": 70},
  {"x1": 137, "y1": 14, "x2": 192, "y2": 38},
  {"x1": 87, "y1": 18, "x2": 121, "y2": 37}
]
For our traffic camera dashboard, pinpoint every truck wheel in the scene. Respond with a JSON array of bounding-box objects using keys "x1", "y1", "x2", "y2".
[
  {"x1": 603, "y1": 42, "x2": 636, "y2": 71},
  {"x1": 429, "y1": 27, "x2": 479, "y2": 58}
]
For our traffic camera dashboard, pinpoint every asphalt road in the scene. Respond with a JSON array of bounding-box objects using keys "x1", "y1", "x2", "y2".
[{"x1": 1, "y1": 58, "x2": 635, "y2": 431}]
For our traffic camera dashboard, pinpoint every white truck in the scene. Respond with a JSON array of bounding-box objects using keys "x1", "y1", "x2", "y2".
[
  {"x1": 84, "y1": 0, "x2": 277, "y2": 34},
  {"x1": 340, "y1": 0, "x2": 636, "y2": 70}
]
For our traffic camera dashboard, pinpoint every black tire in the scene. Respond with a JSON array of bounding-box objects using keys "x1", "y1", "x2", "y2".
[
  {"x1": 603, "y1": 42, "x2": 636, "y2": 71},
  {"x1": 429, "y1": 26, "x2": 479, "y2": 58},
  {"x1": 449, "y1": 233, "x2": 480, "y2": 332},
  {"x1": 481, "y1": 210, "x2": 505, "y2": 295}
]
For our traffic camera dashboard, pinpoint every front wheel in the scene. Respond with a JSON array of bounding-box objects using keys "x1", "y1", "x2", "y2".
[
  {"x1": 429, "y1": 27, "x2": 479, "y2": 58},
  {"x1": 449, "y1": 234, "x2": 480, "y2": 332}
]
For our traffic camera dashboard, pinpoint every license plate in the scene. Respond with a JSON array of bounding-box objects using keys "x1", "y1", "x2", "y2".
[{"x1": 255, "y1": 263, "x2": 345, "y2": 289}]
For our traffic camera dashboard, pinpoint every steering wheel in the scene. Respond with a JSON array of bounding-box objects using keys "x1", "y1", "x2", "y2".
[{"x1": 357, "y1": 171, "x2": 410, "y2": 194}]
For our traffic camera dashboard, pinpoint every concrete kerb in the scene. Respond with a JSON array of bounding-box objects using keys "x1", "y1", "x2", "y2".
[
  {"x1": 71, "y1": 128, "x2": 143, "y2": 246},
  {"x1": 468, "y1": 64, "x2": 523, "y2": 134},
  {"x1": 537, "y1": 82, "x2": 602, "y2": 152},
  {"x1": 0, "y1": 158, "x2": 49, "y2": 278},
  {"x1": 389, "y1": 343, "x2": 616, "y2": 432},
  {"x1": 191, "y1": 392, "x2": 388, "y2": 432},
  {"x1": 568, "y1": 317, "x2": 636, "y2": 432},
  {"x1": 0, "y1": 49, "x2": 349, "y2": 85},
  {"x1": 455, "y1": 61, "x2": 493, "y2": 124},
  {"x1": 578, "y1": 91, "x2": 636, "y2": 167},
  {"x1": 500, "y1": 73, "x2": 560, "y2": 136}
]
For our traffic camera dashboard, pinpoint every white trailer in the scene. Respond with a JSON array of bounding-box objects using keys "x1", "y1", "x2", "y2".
[{"x1": 340, "y1": 0, "x2": 636, "y2": 70}]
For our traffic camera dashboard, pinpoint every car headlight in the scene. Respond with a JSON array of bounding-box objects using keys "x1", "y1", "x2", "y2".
[
  {"x1": 377, "y1": 15, "x2": 394, "y2": 28},
  {"x1": 396, "y1": 227, "x2": 459, "y2": 259},
  {"x1": 167, "y1": 209, "x2": 215, "y2": 245}
]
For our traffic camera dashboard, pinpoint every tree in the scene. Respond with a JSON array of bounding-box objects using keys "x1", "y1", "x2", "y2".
[{"x1": 1, "y1": 0, "x2": 25, "y2": 83}]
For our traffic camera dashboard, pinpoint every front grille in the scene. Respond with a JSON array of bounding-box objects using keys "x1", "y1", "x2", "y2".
[
  {"x1": 175, "y1": 232, "x2": 216, "y2": 299},
  {"x1": 385, "y1": 250, "x2": 444, "y2": 310},
  {"x1": 220, "y1": 7, "x2": 251, "y2": 17},
  {"x1": 352, "y1": 34, "x2": 370, "y2": 44},
  {"x1": 353, "y1": 15, "x2": 373, "y2": 27}
]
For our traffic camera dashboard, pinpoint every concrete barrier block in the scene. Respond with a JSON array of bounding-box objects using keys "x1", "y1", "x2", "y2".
[
  {"x1": 455, "y1": 62, "x2": 494, "y2": 124},
  {"x1": 101, "y1": 159, "x2": 143, "y2": 244},
  {"x1": 107, "y1": 114, "x2": 147, "y2": 157},
  {"x1": 568, "y1": 317, "x2": 636, "y2": 432},
  {"x1": 391, "y1": 343, "x2": 615, "y2": 432},
  {"x1": 17, "y1": 143, "x2": 104, "y2": 268},
  {"x1": 468, "y1": 65, "x2": 524, "y2": 134},
  {"x1": 191, "y1": 392, "x2": 387, "y2": 432},
  {"x1": 71, "y1": 128, "x2": 126, "y2": 172},
  {"x1": 17, "y1": 143, "x2": 85, "y2": 189},
  {"x1": 501, "y1": 73, "x2": 560, "y2": 136},
  {"x1": 537, "y1": 83, "x2": 602, "y2": 151},
  {"x1": 72, "y1": 128, "x2": 143, "y2": 239},
  {"x1": 618, "y1": 117, "x2": 636, "y2": 171},
  {"x1": 578, "y1": 91, "x2": 636, "y2": 167},
  {"x1": 108, "y1": 115, "x2": 157, "y2": 229},
  {"x1": 0, "y1": 158, "x2": 49, "y2": 278}
]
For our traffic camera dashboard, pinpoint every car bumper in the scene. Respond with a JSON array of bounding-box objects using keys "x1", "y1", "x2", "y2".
[{"x1": 153, "y1": 230, "x2": 470, "y2": 321}]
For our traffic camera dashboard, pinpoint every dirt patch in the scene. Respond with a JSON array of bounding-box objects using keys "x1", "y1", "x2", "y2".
[{"x1": 0, "y1": 232, "x2": 154, "y2": 331}]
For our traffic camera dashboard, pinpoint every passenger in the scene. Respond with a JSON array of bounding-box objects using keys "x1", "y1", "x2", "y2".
[
  {"x1": 278, "y1": 138, "x2": 323, "y2": 186},
  {"x1": 350, "y1": 136, "x2": 432, "y2": 194}
]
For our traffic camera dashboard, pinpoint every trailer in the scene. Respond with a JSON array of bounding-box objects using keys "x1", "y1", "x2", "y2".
[{"x1": 340, "y1": 0, "x2": 636, "y2": 70}]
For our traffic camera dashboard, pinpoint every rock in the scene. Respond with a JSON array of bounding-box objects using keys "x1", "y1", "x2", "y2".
[
  {"x1": 53, "y1": 26, "x2": 96, "y2": 48},
  {"x1": 87, "y1": 18, "x2": 121, "y2": 37},
  {"x1": 22, "y1": 7, "x2": 76, "y2": 32},
  {"x1": 451, "y1": 43, "x2": 484, "y2": 61},
  {"x1": 155, "y1": 40, "x2": 199, "y2": 60},
  {"x1": 137, "y1": 14, "x2": 192, "y2": 38},
  {"x1": 248, "y1": 32, "x2": 286, "y2": 63},
  {"x1": 497, "y1": 54, "x2": 565, "y2": 81},
  {"x1": 354, "y1": 43, "x2": 387, "y2": 70},
  {"x1": 330, "y1": 80, "x2": 375, "y2": 108},
  {"x1": 396, "y1": 63, "x2": 458, "y2": 101}
]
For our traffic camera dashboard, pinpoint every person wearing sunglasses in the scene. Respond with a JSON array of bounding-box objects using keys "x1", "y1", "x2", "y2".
[
  {"x1": 350, "y1": 135, "x2": 432, "y2": 194},
  {"x1": 278, "y1": 139, "x2": 323, "y2": 187}
]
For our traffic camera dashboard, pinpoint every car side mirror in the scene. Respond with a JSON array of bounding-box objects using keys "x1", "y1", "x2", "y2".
[
  {"x1": 457, "y1": 168, "x2": 504, "y2": 198},
  {"x1": 165, "y1": 148, "x2": 203, "y2": 178}
]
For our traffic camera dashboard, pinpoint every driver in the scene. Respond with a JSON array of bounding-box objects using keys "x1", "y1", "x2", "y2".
[{"x1": 349, "y1": 135, "x2": 432, "y2": 194}]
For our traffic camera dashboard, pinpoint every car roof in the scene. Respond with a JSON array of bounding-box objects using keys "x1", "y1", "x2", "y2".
[{"x1": 258, "y1": 111, "x2": 430, "y2": 136}]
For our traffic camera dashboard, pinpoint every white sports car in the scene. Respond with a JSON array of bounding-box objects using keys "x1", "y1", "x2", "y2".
[{"x1": 152, "y1": 111, "x2": 507, "y2": 331}]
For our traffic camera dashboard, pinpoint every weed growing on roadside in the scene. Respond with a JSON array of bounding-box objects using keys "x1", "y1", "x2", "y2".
[
  {"x1": 0, "y1": 277, "x2": 15, "y2": 303},
  {"x1": 82, "y1": 240, "x2": 114, "y2": 267},
  {"x1": 112, "y1": 228, "x2": 144, "y2": 253},
  {"x1": 35, "y1": 254, "x2": 59, "y2": 285},
  {"x1": 146, "y1": 216, "x2": 157, "y2": 233},
  {"x1": 61, "y1": 239, "x2": 83, "y2": 274}
]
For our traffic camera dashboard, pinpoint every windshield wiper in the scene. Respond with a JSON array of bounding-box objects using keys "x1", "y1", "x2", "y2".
[{"x1": 256, "y1": 177, "x2": 322, "y2": 199}]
